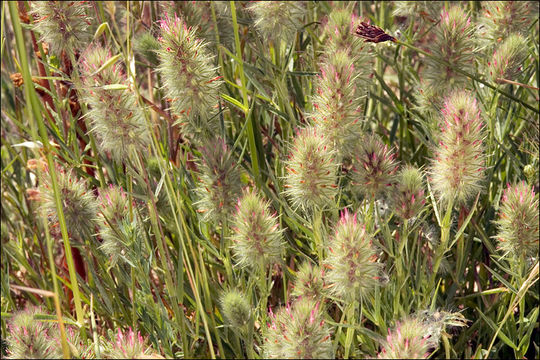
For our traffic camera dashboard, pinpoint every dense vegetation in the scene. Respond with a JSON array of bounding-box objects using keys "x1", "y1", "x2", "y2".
[{"x1": 1, "y1": 1, "x2": 539, "y2": 359}]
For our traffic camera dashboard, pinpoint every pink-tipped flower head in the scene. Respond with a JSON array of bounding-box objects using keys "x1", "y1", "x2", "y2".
[
  {"x1": 284, "y1": 126, "x2": 339, "y2": 213},
  {"x1": 430, "y1": 91, "x2": 486, "y2": 205},
  {"x1": 5, "y1": 306, "x2": 62, "y2": 359},
  {"x1": 30, "y1": 1, "x2": 91, "y2": 57},
  {"x1": 377, "y1": 316, "x2": 434, "y2": 359},
  {"x1": 230, "y1": 188, "x2": 285, "y2": 270},
  {"x1": 38, "y1": 165, "x2": 98, "y2": 240},
  {"x1": 350, "y1": 133, "x2": 399, "y2": 200},
  {"x1": 488, "y1": 34, "x2": 528, "y2": 84},
  {"x1": 417, "y1": 6, "x2": 476, "y2": 115},
  {"x1": 248, "y1": 1, "x2": 307, "y2": 44},
  {"x1": 311, "y1": 48, "x2": 364, "y2": 159},
  {"x1": 97, "y1": 185, "x2": 144, "y2": 266},
  {"x1": 324, "y1": 210, "x2": 381, "y2": 301},
  {"x1": 393, "y1": 165, "x2": 426, "y2": 221},
  {"x1": 157, "y1": 13, "x2": 222, "y2": 144},
  {"x1": 194, "y1": 138, "x2": 242, "y2": 225},
  {"x1": 102, "y1": 327, "x2": 159, "y2": 359},
  {"x1": 79, "y1": 44, "x2": 150, "y2": 162},
  {"x1": 494, "y1": 182, "x2": 539, "y2": 261},
  {"x1": 263, "y1": 298, "x2": 332, "y2": 359},
  {"x1": 479, "y1": 1, "x2": 539, "y2": 47},
  {"x1": 291, "y1": 261, "x2": 327, "y2": 301}
]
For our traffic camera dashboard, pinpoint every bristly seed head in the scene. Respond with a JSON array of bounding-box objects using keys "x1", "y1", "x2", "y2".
[
  {"x1": 324, "y1": 209, "x2": 381, "y2": 302},
  {"x1": 494, "y1": 181, "x2": 539, "y2": 262},
  {"x1": 429, "y1": 91, "x2": 485, "y2": 205},
  {"x1": 284, "y1": 126, "x2": 339, "y2": 213},
  {"x1": 230, "y1": 188, "x2": 285, "y2": 271},
  {"x1": 30, "y1": 1, "x2": 92, "y2": 57},
  {"x1": 350, "y1": 133, "x2": 398, "y2": 200},
  {"x1": 156, "y1": 13, "x2": 222, "y2": 144},
  {"x1": 263, "y1": 297, "x2": 333, "y2": 359}
]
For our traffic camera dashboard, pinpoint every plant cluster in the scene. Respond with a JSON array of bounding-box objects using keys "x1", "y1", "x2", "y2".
[{"x1": 1, "y1": 1, "x2": 538, "y2": 359}]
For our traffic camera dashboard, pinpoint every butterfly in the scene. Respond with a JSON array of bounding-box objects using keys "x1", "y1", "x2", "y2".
[{"x1": 354, "y1": 21, "x2": 396, "y2": 43}]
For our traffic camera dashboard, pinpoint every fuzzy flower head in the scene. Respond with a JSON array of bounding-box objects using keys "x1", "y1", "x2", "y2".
[
  {"x1": 231, "y1": 189, "x2": 284, "y2": 270},
  {"x1": 377, "y1": 316, "x2": 434, "y2": 359},
  {"x1": 494, "y1": 182, "x2": 539, "y2": 261},
  {"x1": 393, "y1": 166, "x2": 426, "y2": 220},
  {"x1": 418, "y1": 6, "x2": 476, "y2": 114},
  {"x1": 393, "y1": 1, "x2": 443, "y2": 24},
  {"x1": 264, "y1": 298, "x2": 333, "y2": 359},
  {"x1": 488, "y1": 34, "x2": 529, "y2": 84},
  {"x1": 220, "y1": 289, "x2": 252, "y2": 330},
  {"x1": 79, "y1": 45, "x2": 150, "y2": 162},
  {"x1": 292, "y1": 262, "x2": 327, "y2": 301},
  {"x1": 38, "y1": 165, "x2": 98, "y2": 240},
  {"x1": 322, "y1": 5, "x2": 373, "y2": 83},
  {"x1": 324, "y1": 209, "x2": 380, "y2": 302},
  {"x1": 194, "y1": 138, "x2": 242, "y2": 225},
  {"x1": 102, "y1": 327, "x2": 157, "y2": 359},
  {"x1": 248, "y1": 1, "x2": 306, "y2": 44},
  {"x1": 284, "y1": 127, "x2": 339, "y2": 213},
  {"x1": 97, "y1": 185, "x2": 144, "y2": 266},
  {"x1": 350, "y1": 133, "x2": 398, "y2": 200},
  {"x1": 30, "y1": 1, "x2": 92, "y2": 56},
  {"x1": 157, "y1": 13, "x2": 222, "y2": 143},
  {"x1": 5, "y1": 306, "x2": 62, "y2": 359},
  {"x1": 311, "y1": 49, "x2": 364, "y2": 159},
  {"x1": 479, "y1": 1, "x2": 539, "y2": 46},
  {"x1": 430, "y1": 91, "x2": 485, "y2": 205}
]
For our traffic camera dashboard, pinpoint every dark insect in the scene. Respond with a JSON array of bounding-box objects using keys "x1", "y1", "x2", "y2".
[{"x1": 354, "y1": 22, "x2": 396, "y2": 43}]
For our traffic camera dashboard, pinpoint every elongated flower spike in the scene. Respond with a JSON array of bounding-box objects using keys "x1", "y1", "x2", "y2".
[
  {"x1": 311, "y1": 49, "x2": 364, "y2": 159},
  {"x1": 79, "y1": 45, "x2": 150, "y2": 162},
  {"x1": 5, "y1": 306, "x2": 62, "y2": 359},
  {"x1": 488, "y1": 34, "x2": 529, "y2": 84},
  {"x1": 417, "y1": 6, "x2": 477, "y2": 114},
  {"x1": 97, "y1": 185, "x2": 144, "y2": 266},
  {"x1": 494, "y1": 182, "x2": 539, "y2": 261},
  {"x1": 230, "y1": 188, "x2": 285, "y2": 270},
  {"x1": 30, "y1": 1, "x2": 92, "y2": 57},
  {"x1": 284, "y1": 126, "x2": 339, "y2": 213},
  {"x1": 291, "y1": 261, "x2": 327, "y2": 301},
  {"x1": 323, "y1": 5, "x2": 373, "y2": 85},
  {"x1": 263, "y1": 298, "x2": 333, "y2": 359},
  {"x1": 194, "y1": 138, "x2": 242, "y2": 225},
  {"x1": 220, "y1": 289, "x2": 252, "y2": 330},
  {"x1": 393, "y1": 166, "x2": 426, "y2": 221},
  {"x1": 479, "y1": 1, "x2": 539, "y2": 47},
  {"x1": 157, "y1": 13, "x2": 222, "y2": 144},
  {"x1": 102, "y1": 327, "x2": 161, "y2": 359},
  {"x1": 324, "y1": 209, "x2": 381, "y2": 302},
  {"x1": 38, "y1": 165, "x2": 99, "y2": 240},
  {"x1": 377, "y1": 316, "x2": 434, "y2": 359},
  {"x1": 430, "y1": 91, "x2": 486, "y2": 205},
  {"x1": 248, "y1": 1, "x2": 307, "y2": 44},
  {"x1": 350, "y1": 133, "x2": 399, "y2": 200}
]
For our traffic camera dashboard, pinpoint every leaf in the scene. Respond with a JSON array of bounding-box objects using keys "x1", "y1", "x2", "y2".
[
  {"x1": 101, "y1": 84, "x2": 128, "y2": 91},
  {"x1": 89, "y1": 54, "x2": 122, "y2": 77},
  {"x1": 11, "y1": 140, "x2": 43, "y2": 149},
  {"x1": 483, "y1": 264, "x2": 518, "y2": 294},
  {"x1": 93, "y1": 22, "x2": 110, "y2": 40},
  {"x1": 220, "y1": 93, "x2": 247, "y2": 113},
  {"x1": 476, "y1": 308, "x2": 518, "y2": 350}
]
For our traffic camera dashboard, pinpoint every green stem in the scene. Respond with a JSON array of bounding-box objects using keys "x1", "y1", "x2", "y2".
[
  {"x1": 429, "y1": 198, "x2": 454, "y2": 294},
  {"x1": 9, "y1": 1, "x2": 86, "y2": 339},
  {"x1": 230, "y1": 1, "x2": 261, "y2": 185}
]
